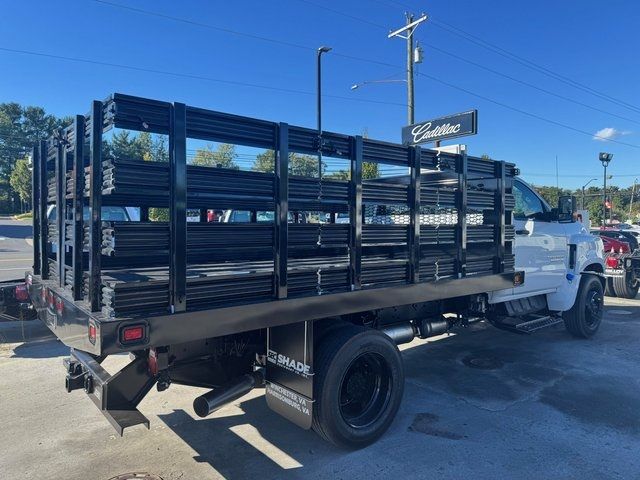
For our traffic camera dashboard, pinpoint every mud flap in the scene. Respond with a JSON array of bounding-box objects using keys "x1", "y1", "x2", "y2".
[{"x1": 265, "y1": 320, "x2": 314, "y2": 429}]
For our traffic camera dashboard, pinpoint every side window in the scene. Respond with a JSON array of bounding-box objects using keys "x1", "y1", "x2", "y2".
[{"x1": 513, "y1": 182, "x2": 544, "y2": 220}]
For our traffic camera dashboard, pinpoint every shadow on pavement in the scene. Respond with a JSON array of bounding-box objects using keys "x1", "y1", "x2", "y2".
[
  {"x1": 0, "y1": 223, "x2": 32, "y2": 240},
  {"x1": 155, "y1": 305, "x2": 640, "y2": 478}
]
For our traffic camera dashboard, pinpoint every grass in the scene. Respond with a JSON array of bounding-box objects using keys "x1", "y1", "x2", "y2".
[{"x1": 13, "y1": 212, "x2": 32, "y2": 221}]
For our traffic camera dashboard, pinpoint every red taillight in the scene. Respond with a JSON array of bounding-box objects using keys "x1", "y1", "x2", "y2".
[
  {"x1": 88, "y1": 323, "x2": 97, "y2": 344},
  {"x1": 121, "y1": 325, "x2": 145, "y2": 343},
  {"x1": 55, "y1": 297, "x2": 64, "y2": 315},
  {"x1": 15, "y1": 284, "x2": 29, "y2": 301},
  {"x1": 606, "y1": 256, "x2": 619, "y2": 268},
  {"x1": 148, "y1": 348, "x2": 158, "y2": 375}
]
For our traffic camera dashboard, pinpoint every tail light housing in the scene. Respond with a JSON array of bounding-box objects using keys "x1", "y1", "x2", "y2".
[
  {"x1": 14, "y1": 284, "x2": 29, "y2": 301},
  {"x1": 606, "y1": 256, "x2": 619, "y2": 269},
  {"x1": 120, "y1": 324, "x2": 146, "y2": 345},
  {"x1": 88, "y1": 322, "x2": 97, "y2": 345}
]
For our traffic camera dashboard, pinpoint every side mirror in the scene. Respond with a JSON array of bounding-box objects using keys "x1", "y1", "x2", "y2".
[{"x1": 557, "y1": 195, "x2": 577, "y2": 222}]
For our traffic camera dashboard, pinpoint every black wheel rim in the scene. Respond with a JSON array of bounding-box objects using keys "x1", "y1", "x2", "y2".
[
  {"x1": 585, "y1": 287, "x2": 603, "y2": 327},
  {"x1": 339, "y1": 352, "x2": 392, "y2": 429}
]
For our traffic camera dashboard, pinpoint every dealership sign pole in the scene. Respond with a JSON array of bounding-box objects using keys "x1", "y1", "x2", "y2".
[{"x1": 402, "y1": 110, "x2": 478, "y2": 146}]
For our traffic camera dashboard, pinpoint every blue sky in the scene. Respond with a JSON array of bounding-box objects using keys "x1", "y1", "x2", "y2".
[{"x1": 1, "y1": 0, "x2": 639, "y2": 188}]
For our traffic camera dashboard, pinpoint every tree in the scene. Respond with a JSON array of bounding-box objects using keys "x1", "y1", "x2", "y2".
[
  {"x1": 362, "y1": 162, "x2": 379, "y2": 180},
  {"x1": 192, "y1": 144, "x2": 239, "y2": 169},
  {"x1": 252, "y1": 149, "x2": 324, "y2": 177},
  {"x1": 0, "y1": 103, "x2": 66, "y2": 211},
  {"x1": 9, "y1": 157, "x2": 31, "y2": 208}
]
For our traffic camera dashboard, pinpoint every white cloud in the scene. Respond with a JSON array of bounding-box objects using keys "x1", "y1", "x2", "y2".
[{"x1": 593, "y1": 127, "x2": 631, "y2": 142}]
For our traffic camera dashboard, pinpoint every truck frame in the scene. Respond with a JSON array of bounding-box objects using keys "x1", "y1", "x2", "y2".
[{"x1": 26, "y1": 93, "x2": 604, "y2": 448}]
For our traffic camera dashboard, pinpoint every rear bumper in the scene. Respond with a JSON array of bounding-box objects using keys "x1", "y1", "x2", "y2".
[{"x1": 28, "y1": 274, "x2": 106, "y2": 355}]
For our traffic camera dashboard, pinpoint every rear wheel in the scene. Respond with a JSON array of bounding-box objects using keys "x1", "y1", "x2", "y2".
[
  {"x1": 604, "y1": 277, "x2": 616, "y2": 297},
  {"x1": 612, "y1": 271, "x2": 639, "y2": 299},
  {"x1": 312, "y1": 325, "x2": 404, "y2": 449},
  {"x1": 563, "y1": 275, "x2": 604, "y2": 338}
]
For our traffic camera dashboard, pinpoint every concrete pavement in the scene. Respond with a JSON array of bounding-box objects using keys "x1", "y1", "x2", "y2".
[
  {"x1": 0, "y1": 215, "x2": 32, "y2": 282},
  {"x1": 1, "y1": 296, "x2": 639, "y2": 480}
]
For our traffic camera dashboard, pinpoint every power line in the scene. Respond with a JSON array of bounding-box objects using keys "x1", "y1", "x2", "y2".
[
  {"x1": 423, "y1": 42, "x2": 640, "y2": 126},
  {"x1": 90, "y1": 0, "x2": 640, "y2": 127},
  {"x1": 370, "y1": 0, "x2": 640, "y2": 115},
  {"x1": 416, "y1": 70, "x2": 640, "y2": 149},
  {"x1": 428, "y1": 17, "x2": 640, "y2": 115},
  {"x1": 0, "y1": 46, "x2": 406, "y2": 108},
  {"x1": 2, "y1": 44, "x2": 638, "y2": 149}
]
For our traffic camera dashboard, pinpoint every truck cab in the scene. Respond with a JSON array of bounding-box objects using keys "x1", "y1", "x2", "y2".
[{"x1": 490, "y1": 178, "x2": 604, "y2": 332}]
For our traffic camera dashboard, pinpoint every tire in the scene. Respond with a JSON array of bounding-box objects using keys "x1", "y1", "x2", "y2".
[
  {"x1": 612, "y1": 271, "x2": 639, "y2": 299},
  {"x1": 604, "y1": 277, "x2": 616, "y2": 297},
  {"x1": 563, "y1": 275, "x2": 604, "y2": 338},
  {"x1": 312, "y1": 325, "x2": 404, "y2": 449}
]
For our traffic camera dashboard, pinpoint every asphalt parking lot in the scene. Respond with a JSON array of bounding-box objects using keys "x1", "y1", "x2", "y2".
[
  {"x1": 1, "y1": 296, "x2": 639, "y2": 480},
  {"x1": 0, "y1": 215, "x2": 32, "y2": 283}
]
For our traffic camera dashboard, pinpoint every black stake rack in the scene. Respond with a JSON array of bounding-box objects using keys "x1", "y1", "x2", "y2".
[{"x1": 32, "y1": 93, "x2": 517, "y2": 321}]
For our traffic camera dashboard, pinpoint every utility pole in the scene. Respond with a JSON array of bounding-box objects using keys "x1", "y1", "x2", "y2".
[
  {"x1": 630, "y1": 178, "x2": 638, "y2": 220},
  {"x1": 388, "y1": 13, "x2": 428, "y2": 126}
]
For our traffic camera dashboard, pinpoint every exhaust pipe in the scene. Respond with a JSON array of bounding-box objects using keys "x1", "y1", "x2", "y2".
[
  {"x1": 193, "y1": 370, "x2": 264, "y2": 418},
  {"x1": 381, "y1": 317, "x2": 452, "y2": 345}
]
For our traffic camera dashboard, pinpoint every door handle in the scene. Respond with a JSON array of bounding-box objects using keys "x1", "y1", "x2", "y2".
[{"x1": 516, "y1": 229, "x2": 530, "y2": 235}]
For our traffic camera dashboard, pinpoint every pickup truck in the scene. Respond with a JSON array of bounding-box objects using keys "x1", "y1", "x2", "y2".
[{"x1": 24, "y1": 93, "x2": 604, "y2": 449}]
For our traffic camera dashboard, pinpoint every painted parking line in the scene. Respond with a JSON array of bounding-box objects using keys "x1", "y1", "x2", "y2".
[{"x1": 0, "y1": 258, "x2": 31, "y2": 262}]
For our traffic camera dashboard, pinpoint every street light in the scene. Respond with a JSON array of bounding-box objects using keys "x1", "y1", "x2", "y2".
[
  {"x1": 581, "y1": 178, "x2": 598, "y2": 210},
  {"x1": 599, "y1": 152, "x2": 614, "y2": 226},
  {"x1": 350, "y1": 78, "x2": 407, "y2": 90},
  {"x1": 317, "y1": 46, "x2": 331, "y2": 180}
]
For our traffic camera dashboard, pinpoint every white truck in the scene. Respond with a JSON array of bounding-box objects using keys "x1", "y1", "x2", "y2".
[{"x1": 26, "y1": 93, "x2": 605, "y2": 451}]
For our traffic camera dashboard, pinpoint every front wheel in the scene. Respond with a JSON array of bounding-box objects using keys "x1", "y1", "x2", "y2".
[
  {"x1": 612, "y1": 271, "x2": 639, "y2": 299},
  {"x1": 312, "y1": 325, "x2": 404, "y2": 449},
  {"x1": 563, "y1": 275, "x2": 604, "y2": 338}
]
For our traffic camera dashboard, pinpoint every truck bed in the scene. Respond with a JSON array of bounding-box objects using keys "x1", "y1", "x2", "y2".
[{"x1": 28, "y1": 93, "x2": 519, "y2": 355}]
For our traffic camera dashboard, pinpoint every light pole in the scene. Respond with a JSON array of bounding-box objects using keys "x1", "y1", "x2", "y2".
[
  {"x1": 599, "y1": 152, "x2": 613, "y2": 226},
  {"x1": 581, "y1": 178, "x2": 598, "y2": 210},
  {"x1": 317, "y1": 46, "x2": 331, "y2": 180}
]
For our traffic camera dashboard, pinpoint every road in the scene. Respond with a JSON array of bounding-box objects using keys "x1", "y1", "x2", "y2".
[
  {"x1": 1, "y1": 296, "x2": 639, "y2": 480},
  {"x1": 0, "y1": 216, "x2": 32, "y2": 282}
]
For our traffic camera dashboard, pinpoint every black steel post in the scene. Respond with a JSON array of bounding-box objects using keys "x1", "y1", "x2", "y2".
[
  {"x1": 170, "y1": 102, "x2": 187, "y2": 313},
  {"x1": 72, "y1": 115, "x2": 85, "y2": 300},
  {"x1": 495, "y1": 161, "x2": 506, "y2": 273},
  {"x1": 349, "y1": 136, "x2": 363, "y2": 290},
  {"x1": 317, "y1": 46, "x2": 331, "y2": 180},
  {"x1": 456, "y1": 149, "x2": 468, "y2": 278},
  {"x1": 409, "y1": 145, "x2": 421, "y2": 283},
  {"x1": 275, "y1": 123, "x2": 289, "y2": 299},
  {"x1": 56, "y1": 136, "x2": 65, "y2": 287},
  {"x1": 88, "y1": 101, "x2": 103, "y2": 312},
  {"x1": 39, "y1": 140, "x2": 48, "y2": 278},
  {"x1": 32, "y1": 144, "x2": 41, "y2": 275}
]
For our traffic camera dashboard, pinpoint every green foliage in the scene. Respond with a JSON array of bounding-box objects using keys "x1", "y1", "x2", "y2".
[
  {"x1": 252, "y1": 149, "x2": 323, "y2": 177},
  {"x1": 9, "y1": 157, "x2": 31, "y2": 204},
  {"x1": 362, "y1": 162, "x2": 379, "y2": 180},
  {"x1": 192, "y1": 144, "x2": 239, "y2": 169},
  {"x1": 0, "y1": 103, "x2": 66, "y2": 211}
]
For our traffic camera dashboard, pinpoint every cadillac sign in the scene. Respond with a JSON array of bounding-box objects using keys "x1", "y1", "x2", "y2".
[{"x1": 402, "y1": 110, "x2": 477, "y2": 145}]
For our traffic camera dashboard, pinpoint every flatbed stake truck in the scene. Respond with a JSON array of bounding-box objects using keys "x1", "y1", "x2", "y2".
[{"x1": 25, "y1": 93, "x2": 604, "y2": 448}]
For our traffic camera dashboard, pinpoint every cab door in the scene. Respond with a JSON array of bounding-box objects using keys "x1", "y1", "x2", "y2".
[{"x1": 511, "y1": 180, "x2": 568, "y2": 296}]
